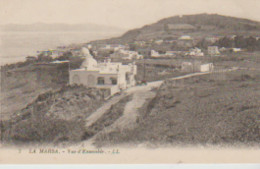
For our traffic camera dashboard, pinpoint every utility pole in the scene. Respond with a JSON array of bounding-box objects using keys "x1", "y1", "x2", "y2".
[{"x1": 143, "y1": 57, "x2": 146, "y2": 81}]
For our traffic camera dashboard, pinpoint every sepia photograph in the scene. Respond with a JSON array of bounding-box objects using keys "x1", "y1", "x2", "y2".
[{"x1": 0, "y1": 0, "x2": 259, "y2": 164}]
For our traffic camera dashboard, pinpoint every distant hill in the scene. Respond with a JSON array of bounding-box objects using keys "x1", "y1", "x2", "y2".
[
  {"x1": 91, "y1": 13, "x2": 260, "y2": 44},
  {"x1": 0, "y1": 23, "x2": 125, "y2": 33}
]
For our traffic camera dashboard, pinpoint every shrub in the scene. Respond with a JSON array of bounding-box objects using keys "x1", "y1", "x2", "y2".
[{"x1": 8, "y1": 116, "x2": 85, "y2": 144}]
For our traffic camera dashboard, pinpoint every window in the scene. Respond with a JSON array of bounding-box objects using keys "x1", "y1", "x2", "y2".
[
  {"x1": 97, "y1": 77, "x2": 105, "y2": 85},
  {"x1": 110, "y1": 77, "x2": 117, "y2": 85},
  {"x1": 125, "y1": 73, "x2": 130, "y2": 84}
]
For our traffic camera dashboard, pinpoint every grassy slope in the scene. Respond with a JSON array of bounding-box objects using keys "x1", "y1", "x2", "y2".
[
  {"x1": 1, "y1": 85, "x2": 105, "y2": 144},
  {"x1": 82, "y1": 94, "x2": 133, "y2": 141},
  {"x1": 0, "y1": 58, "x2": 84, "y2": 120},
  {"x1": 93, "y1": 70, "x2": 260, "y2": 146},
  {"x1": 90, "y1": 14, "x2": 260, "y2": 44}
]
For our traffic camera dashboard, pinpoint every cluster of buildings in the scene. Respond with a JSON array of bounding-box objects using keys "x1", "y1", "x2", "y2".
[
  {"x1": 68, "y1": 47, "x2": 215, "y2": 96},
  {"x1": 110, "y1": 49, "x2": 143, "y2": 60},
  {"x1": 150, "y1": 46, "x2": 217, "y2": 58},
  {"x1": 89, "y1": 43, "x2": 145, "y2": 61}
]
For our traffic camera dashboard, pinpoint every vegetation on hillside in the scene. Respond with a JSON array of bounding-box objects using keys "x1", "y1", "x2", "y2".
[
  {"x1": 90, "y1": 14, "x2": 260, "y2": 44},
  {"x1": 0, "y1": 56, "x2": 84, "y2": 119},
  {"x1": 93, "y1": 70, "x2": 260, "y2": 146},
  {"x1": 0, "y1": 85, "x2": 106, "y2": 144},
  {"x1": 197, "y1": 36, "x2": 260, "y2": 51},
  {"x1": 82, "y1": 94, "x2": 133, "y2": 140}
]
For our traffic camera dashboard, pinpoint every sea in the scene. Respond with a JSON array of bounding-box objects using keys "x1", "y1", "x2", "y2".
[{"x1": 0, "y1": 31, "x2": 122, "y2": 66}]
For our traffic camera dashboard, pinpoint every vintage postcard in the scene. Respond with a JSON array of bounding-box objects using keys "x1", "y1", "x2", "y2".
[{"x1": 0, "y1": 0, "x2": 259, "y2": 164}]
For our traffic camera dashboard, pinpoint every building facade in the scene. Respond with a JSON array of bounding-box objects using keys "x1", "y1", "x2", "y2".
[{"x1": 69, "y1": 48, "x2": 137, "y2": 96}]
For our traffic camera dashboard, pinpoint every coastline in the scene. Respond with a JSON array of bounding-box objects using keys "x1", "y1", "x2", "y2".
[{"x1": 0, "y1": 30, "x2": 123, "y2": 67}]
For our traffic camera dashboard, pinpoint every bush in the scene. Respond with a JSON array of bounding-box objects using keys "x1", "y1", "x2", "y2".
[{"x1": 8, "y1": 116, "x2": 85, "y2": 144}]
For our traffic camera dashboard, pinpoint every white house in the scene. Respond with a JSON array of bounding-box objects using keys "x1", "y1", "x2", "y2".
[
  {"x1": 154, "y1": 39, "x2": 164, "y2": 45},
  {"x1": 151, "y1": 50, "x2": 161, "y2": 58},
  {"x1": 69, "y1": 48, "x2": 137, "y2": 96},
  {"x1": 177, "y1": 35, "x2": 194, "y2": 47},
  {"x1": 200, "y1": 63, "x2": 214, "y2": 72},
  {"x1": 165, "y1": 51, "x2": 177, "y2": 57},
  {"x1": 181, "y1": 61, "x2": 214, "y2": 72},
  {"x1": 187, "y1": 48, "x2": 204, "y2": 56},
  {"x1": 208, "y1": 46, "x2": 220, "y2": 56},
  {"x1": 232, "y1": 48, "x2": 242, "y2": 52},
  {"x1": 178, "y1": 35, "x2": 192, "y2": 40}
]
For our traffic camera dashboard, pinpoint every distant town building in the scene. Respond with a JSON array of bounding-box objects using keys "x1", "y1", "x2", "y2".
[
  {"x1": 181, "y1": 61, "x2": 214, "y2": 72},
  {"x1": 69, "y1": 48, "x2": 137, "y2": 96},
  {"x1": 179, "y1": 35, "x2": 192, "y2": 40},
  {"x1": 150, "y1": 50, "x2": 161, "y2": 58},
  {"x1": 177, "y1": 35, "x2": 194, "y2": 48},
  {"x1": 219, "y1": 47, "x2": 227, "y2": 52},
  {"x1": 227, "y1": 35, "x2": 237, "y2": 40},
  {"x1": 165, "y1": 51, "x2": 177, "y2": 57},
  {"x1": 134, "y1": 41, "x2": 146, "y2": 46},
  {"x1": 95, "y1": 44, "x2": 126, "y2": 52},
  {"x1": 232, "y1": 48, "x2": 242, "y2": 52},
  {"x1": 200, "y1": 63, "x2": 214, "y2": 72},
  {"x1": 205, "y1": 36, "x2": 220, "y2": 43},
  {"x1": 167, "y1": 24, "x2": 196, "y2": 31},
  {"x1": 110, "y1": 49, "x2": 143, "y2": 60},
  {"x1": 186, "y1": 47, "x2": 204, "y2": 57},
  {"x1": 154, "y1": 39, "x2": 164, "y2": 45},
  {"x1": 137, "y1": 48, "x2": 151, "y2": 57},
  {"x1": 208, "y1": 46, "x2": 220, "y2": 56}
]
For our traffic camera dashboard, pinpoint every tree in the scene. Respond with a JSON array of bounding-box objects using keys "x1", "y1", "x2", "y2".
[
  {"x1": 196, "y1": 38, "x2": 211, "y2": 49},
  {"x1": 216, "y1": 36, "x2": 234, "y2": 48},
  {"x1": 234, "y1": 36, "x2": 246, "y2": 48},
  {"x1": 58, "y1": 51, "x2": 72, "y2": 60}
]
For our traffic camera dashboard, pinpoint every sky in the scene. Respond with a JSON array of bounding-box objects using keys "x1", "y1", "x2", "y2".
[{"x1": 0, "y1": 0, "x2": 260, "y2": 29}]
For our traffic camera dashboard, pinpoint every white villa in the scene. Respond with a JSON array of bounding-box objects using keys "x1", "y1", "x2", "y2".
[{"x1": 69, "y1": 48, "x2": 137, "y2": 96}]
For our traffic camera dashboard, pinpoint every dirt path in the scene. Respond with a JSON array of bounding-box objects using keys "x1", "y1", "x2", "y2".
[
  {"x1": 101, "y1": 71, "x2": 215, "y2": 130},
  {"x1": 82, "y1": 69, "x2": 235, "y2": 146},
  {"x1": 85, "y1": 92, "x2": 128, "y2": 127},
  {"x1": 111, "y1": 86, "x2": 156, "y2": 129}
]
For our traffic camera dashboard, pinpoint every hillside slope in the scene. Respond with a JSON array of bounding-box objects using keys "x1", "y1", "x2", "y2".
[
  {"x1": 91, "y1": 13, "x2": 260, "y2": 44},
  {"x1": 0, "y1": 85, "x2": 105, "y2": 144},
  {"x1": 93, "y1": 70, "x2": 260, "y2": 146}
]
